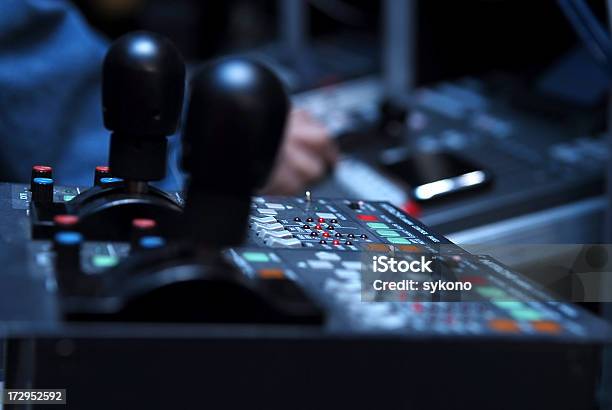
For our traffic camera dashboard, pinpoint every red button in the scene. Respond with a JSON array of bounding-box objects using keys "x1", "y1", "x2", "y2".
[
  {"x1": 357, "y1": 214, "x2": 378, "y2": 222},
  {"x1": 33, "y1": 165, "x2": 53, "y2": 173},
  {"x1": 54, "y1": 214, "x2": 79, "y2": 226},
  {"x1": 95, "y1": 165, "x2": 110, "y2": 173},
  {"x1": 132, "y1": 218, "x2": 156, "y2": 229},
  {"x1": 402, "y1": 201, "x2": 422, "y2": 218},
  {"x1": 322, "y1": 232, "x2": 330, "y2": 238},
  {"x1": 317, "y1": 217, "x2": 325, "y2": 223},
  {"x1": 332, "y1": 240, "x2": 340, "y2": 245}
]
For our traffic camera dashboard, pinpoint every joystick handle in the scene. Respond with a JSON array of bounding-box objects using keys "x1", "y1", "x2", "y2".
[
  {"x1": 181, "y1": 58, "x2": 289, "y2": 246},
  {"x1": 103, "y1": 31, "x2": 186, "y2": 182}
]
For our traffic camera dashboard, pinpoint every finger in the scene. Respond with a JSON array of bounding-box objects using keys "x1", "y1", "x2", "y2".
[{"x1": 286, "y1": 146, "x2": 327, "y2": 183}]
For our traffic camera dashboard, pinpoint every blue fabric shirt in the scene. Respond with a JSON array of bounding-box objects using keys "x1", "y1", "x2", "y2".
[{"x1": 0, "y1": 0, "x2": 180, "y2": 189}]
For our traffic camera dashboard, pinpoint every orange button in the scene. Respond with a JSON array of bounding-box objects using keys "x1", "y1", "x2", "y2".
[
  {"x1": 259, "y1": 269, "x2": 285, "y2": 279},
  {"x1": 489, "y1": 319, "x2": 520, "y2": 333},
  {"x1": 398, "y1": 245, "x2": 420, "y2": 253},
  {"x1": 367, "y1": 243, "x2": 392, "y2": 252},
  {"x1": 532, "y1": 320, "x2": 562, "y2": 334}
]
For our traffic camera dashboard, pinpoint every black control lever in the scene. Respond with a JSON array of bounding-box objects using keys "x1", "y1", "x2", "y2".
[
  {"x1": 103, "y1": 31, "x2": 185, "y2": 190},
  {"x1": 181, "y1": 58, "x2": 289, "y2": 246}
]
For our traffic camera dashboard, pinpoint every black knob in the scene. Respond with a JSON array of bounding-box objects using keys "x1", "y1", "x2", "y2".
[
  {"x1": 103, "y1": 31, "x2": 186, "y2": 181},
  {"x1": 181, "y1": 58, "x2": 289, "y2": 246},
  {"x1": 31, "y1": 177, "x2": 54, "y2": 204},
  {"x1": 181, "y1": 58, "x2": 289, "y2": 194}
]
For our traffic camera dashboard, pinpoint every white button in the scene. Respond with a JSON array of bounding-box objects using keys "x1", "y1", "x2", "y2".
[
  {"x1": 260, "y1": 230, "x2": 293, "y2": 240},
  {"x1": 254, "y1": 222, "x2": 284, "y2": 232},
  {"x1": 266, "y1": 237, "x2": 302, "y2": 248},
  {"x1": 250, "y1": 216, "x2": 276, "y2": 224},
  {"x1": 342, "y1": 261, "x2": 362, "y2": 270},
  {"x1": 315, "y1": 251, "x2": 341, "y2": 261},
  {"x1": 258, "y1": 208, "x2": 277, "y2": 215},
  {"x1": 307, "y1": 260, "x2": 334, "y2": 269},
  {"x1": 266, "y1": 203, "x2": 285, "y2": 209},
  {"x1": 335, "y1": 269, "x2": 360, "y2": 280},
  {"x1": 316, "y1": 212, "x2": 337, "y2": 220}
]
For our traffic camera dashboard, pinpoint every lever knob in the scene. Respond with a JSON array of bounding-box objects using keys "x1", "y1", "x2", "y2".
[
  {"x1": 103, "y1": 31, "x2": 186, "y2": 181},
  {"x1": 182, "y1": 58, "x2": 289, "y2": 194}
]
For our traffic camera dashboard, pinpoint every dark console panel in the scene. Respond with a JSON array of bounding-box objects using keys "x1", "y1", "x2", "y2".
[{"x1": 0, "y1": 32, "x2": 610, "y2": 410}]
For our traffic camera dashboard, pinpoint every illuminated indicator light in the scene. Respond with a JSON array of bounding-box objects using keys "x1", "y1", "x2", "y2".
[
  {"x1": 377, "y1": 229, "x2": 400, "y2": 237},
  {"x1": 99, "y1": 177, "x2": 123, "y2": 184},
  {"x1": 510, "y1": 309, "x2": 542, "y2": 321},
  {"x1": 133, "y1": 218, "x2": 156, "y2": 229},
  {"x1": 387, "y1": 237, "x2": 410, "y2": 244},
  {"x1": 322, "y1": 232, "x2": 330, "y2": 238},
  {"x1": 318, "y1": 217, "x2": 325, "y2": 223},
  {"x1": 357, "y1": 214, "x2": 378, "y2": 222},
  {"x1": 493, "y1": 301, "x2": 525, "y2": 310},
  {"x1": 367, "y1": 243, "x2": 391, "y2": 251},
  {"x1": 488, "y1": 319, "x2": 520, "y2": 333},
  {"x1": 414, "y1": 170, "x2": 486, "y2": 200},
  {"x1": 242, "y1": 252, "x2": 270, "y2": 263},
  {"x1": 139, "y1": 236, "x2": 165, "y2": 249},
  {"x1": 54, "y1": 231, "x2": 82, "y2": 245},
  {"x1": 33, "y1": 165, "x2": 52, "y2": 173},
  {"x1": 63, "y1": 195, "x2": 76, "y2": 202},
  {"x1": 366, "y1": 222, "x2": 389, "y2": 229},
  {"x1": 54, "y1": 214, "x2": 79, "y2": 226},
  {"x1": 259, "y1": 269, "x2": 285, "y2": 279},
  {"x1": 461, "y1": 275, "x2": 487, "y2": 285},
  {"x1": 33, "y1": 177, "x2": 53, "y2": 185},
  {"x1": 315, "y1": 224, "x2": 323, "y2": 230},
  {"x1": 476, "y1": 286, "x2": 507, "y2": 299},
  {"x1": 402, "y1": 200, "x2": 422, "y2": 218},
  {"x1": 92, "y1": 254, "x2": 119, "y2": 268},
  {"x1": 95, "y1": 166, "x2": 110, "y2": 173},
  {"x1": 532, "y1": 321, "x2": 562, "y2": 334},
  {"x1": 332, "y1": 240, "x2": 340, "y2": 245}
]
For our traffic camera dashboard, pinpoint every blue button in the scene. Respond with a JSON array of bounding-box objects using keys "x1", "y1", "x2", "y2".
[
  {"x1": 55, "y1": 231, "x2": 83, "y2": 245},
  {"x1": 33, "y1": 177, "x2": 53, "y2": 185},
  {"x1": 139, "y1": 235, "x2": 166, "y2": 249},
  {"x1": 99, "y1": 177, "x2": 123, "y2": 184}
]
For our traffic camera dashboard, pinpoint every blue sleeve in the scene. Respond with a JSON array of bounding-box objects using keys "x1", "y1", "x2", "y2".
[
  {"x1": 0, "y1": 0, "x2": 181, "y2": 190},
  {"x1": 0, "y1": 0, "x2": 108, "y2": 186}
]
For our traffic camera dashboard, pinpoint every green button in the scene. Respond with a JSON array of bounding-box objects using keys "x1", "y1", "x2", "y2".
[
  {"x1": 63, "y1": 194, "x2": 76, "y2": 202},
  {"x1": 493, "y1": 301, "x2": 525, "y2": 310},
  {"x1": 367, "y1": 222, "x2": 389, "y2": 229},
  {"x1": 387, "y1": 237, "x2": 411, "y2": 244},
  {"x1": 511, "y1": 309, "x2": 542, "y2": 321},
  {"x1": 476, "y1": 286, "x2": 507, "y2": 299},
  {"x1": 377, "y1": 229, "x2": 400, "y2": 237},
  {"x1": 243, "y1": 252, "x2": 270, "y2": 263},
  {"x1": 92, "y1": 254, "x2": 119, "y2": 268}
]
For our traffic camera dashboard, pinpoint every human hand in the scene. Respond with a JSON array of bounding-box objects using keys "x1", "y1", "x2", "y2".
[{"x1": 261, "y1": 109, "x2": 338, "y2": 195}]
